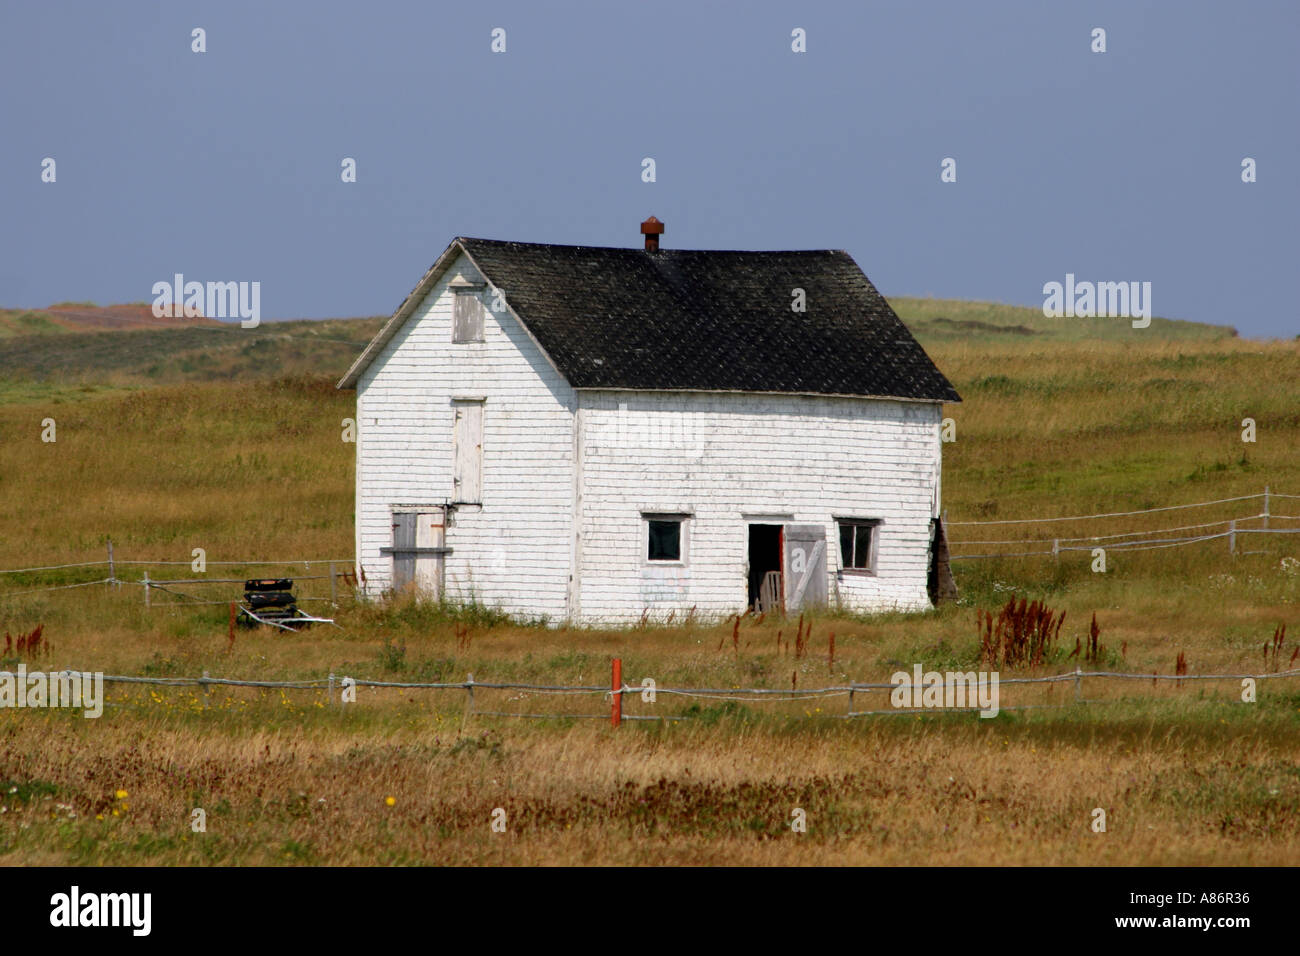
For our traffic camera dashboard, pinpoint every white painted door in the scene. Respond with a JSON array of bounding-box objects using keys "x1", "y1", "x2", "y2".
[{"x1": 452, "y1": 401, "x2": 483, "y2": 504}]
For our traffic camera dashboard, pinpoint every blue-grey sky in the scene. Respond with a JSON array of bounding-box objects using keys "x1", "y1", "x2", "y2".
[{"x1": 2, "y1": 0, "x2": 1296, "y2": 337}]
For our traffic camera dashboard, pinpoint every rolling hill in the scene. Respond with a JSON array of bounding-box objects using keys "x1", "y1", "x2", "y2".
[
  {"x1": 888, "y1": 297, "x2": 1238, "y2": 343},
  {"x1": 0, "y1": 296, "x2": 1245, "y2": 395},
  {"x1": 0, "y1": 303, "x2": 227, "y2": 338}
]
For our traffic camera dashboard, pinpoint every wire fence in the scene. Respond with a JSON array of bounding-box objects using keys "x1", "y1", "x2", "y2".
[
  {"x1": 0, "y1": 558, "x2": 352, "y2": 575},
  {"x1": 32, "y1": 663, "x2": 1300, "y2": 723},
  {"x1": 946, "y1": 492, "x2": 1281, "y2": 526},
  {"x1": 946, "y1": 487, "x2": 1300, "y2": 560},
  {"x1": 0, "y1": 546, "x2": 355, "y2": 606},
  {"x1": 1, "y1": 487, "x2": 1296, "y2": 600}
]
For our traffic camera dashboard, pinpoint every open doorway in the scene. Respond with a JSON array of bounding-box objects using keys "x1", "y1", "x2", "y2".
[{"x1": 747, "y1": 524, "x2": 784, "y2": 613}]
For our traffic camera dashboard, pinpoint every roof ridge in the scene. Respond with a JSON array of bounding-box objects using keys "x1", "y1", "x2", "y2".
[{"x1": 458, "y1": 237, "x2": 848, "y2": 256}]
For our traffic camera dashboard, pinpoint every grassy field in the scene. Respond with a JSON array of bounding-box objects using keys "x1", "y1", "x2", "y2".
[
  {"x1": 889, "y1": 296, "x2": 1239, "y2": 344},
  {"x1": 0, "y1": 300, "x2": 1296, "y2": 865},
  {"x1": 0, "y1": 316, "x2": 383, "y2": 392}
]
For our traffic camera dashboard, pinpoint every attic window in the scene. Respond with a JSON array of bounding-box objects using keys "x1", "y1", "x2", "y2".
[{"x1": 452, "y1": 288, "x2": 484, "y2": 343}]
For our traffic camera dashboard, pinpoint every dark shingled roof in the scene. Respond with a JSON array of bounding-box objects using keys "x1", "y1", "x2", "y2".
[{"x1": 341, "y1": 237, "x2": 960, "y2": 403}]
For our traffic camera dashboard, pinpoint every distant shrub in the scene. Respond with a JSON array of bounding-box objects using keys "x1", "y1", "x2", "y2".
[{"x1": 968, "y1": 374, "x2": 1021, "y2": 395}]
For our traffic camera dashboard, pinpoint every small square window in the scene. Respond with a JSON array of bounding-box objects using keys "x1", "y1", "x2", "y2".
[
  {"x1": 647, "y1": 518, "x2": 683, "y2": 562},
  {"x1": 837, "y1": 519, "x2": 879, "y2": 572},
  {"x1": 452, "y1": 290, "x2": 484, "y2": 343}
]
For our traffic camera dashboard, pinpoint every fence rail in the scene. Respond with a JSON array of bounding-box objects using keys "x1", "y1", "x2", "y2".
[
  {"x1": 0, "y1": 546, "x2": 355, "y2": 604},
  {"x1": 946, "y1": 487, "x2": 1300, "y2": 561},
  {"x1": 945, "y1": 492, "x2": 1276, "y2": 526},
  {"x1": 0, "y1": 557, "x2": 351, "y2": 576},
  {"x1": 1, "y1": 488, "x2": 1296, "y2": 597},
  {"x1": 28, "y1": 663, "x2": 1300, "y2": 724}
]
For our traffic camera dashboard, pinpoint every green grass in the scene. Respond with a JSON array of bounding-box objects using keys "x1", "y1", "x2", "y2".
[
  {"x1": 0, "y1": 316, "x2": 385, "y2": 393},
  {"x1": 892, "y1": 296, "x2": 1240, "y2": 344},
  {"x1": 0, "y1": 308, "x2": 72, "y2": 339}
]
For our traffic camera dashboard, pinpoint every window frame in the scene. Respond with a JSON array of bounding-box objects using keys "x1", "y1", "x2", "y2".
[
  {"x1": 836, "y1": 518, "x2": 881, "y2": 575},
  {"x1": 643, "y1": 513, "x2": 690, "y2": 566}
]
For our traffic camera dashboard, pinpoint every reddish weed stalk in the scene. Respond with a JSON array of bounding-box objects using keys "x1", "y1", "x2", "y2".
[
  {"x1": 1263, "y1": 623, "x2": 1294, "y2": 672},
  {"x1": 1086, "y1": 613, "x2": 1105, "y2": 663},
  {"x1": 978, "y1": 598, "x2": 1065, "y2": 668},
  {"x1": 1066, "y1": 613, "x2": 1106, "y2": 664},
  {"x1": 4, "y1": 624, "x2": 46, "y2": 658}
]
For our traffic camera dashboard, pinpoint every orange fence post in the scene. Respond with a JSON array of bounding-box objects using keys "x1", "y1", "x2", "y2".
[{"x1": 611, "y1": 657, "x2": 622, "y2": 728}]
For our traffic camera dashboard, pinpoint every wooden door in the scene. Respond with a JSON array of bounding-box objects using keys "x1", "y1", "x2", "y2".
[
  {"x1": 391, "y1": 512, "x2": 416, "y2": 591},
  {"x1": 414, "y1": 511, "x2": 445, "y2": 597},
  {"x1": 784, "y1": 524, "x2": 828, "y2": 610},
  {"x1": 452, "y1": 401, "x2": 483, "y2": 503}
]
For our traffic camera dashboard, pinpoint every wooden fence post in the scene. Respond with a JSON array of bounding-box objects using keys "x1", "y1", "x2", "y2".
[
  {"x1": 611, "y1": 658, "x2": 622, "y2": 728},
  {"x1": 107, "y1": 539, "x2": 115, "y2": 588},
  {"x1": 143, "y1": 571, "x2": 150, "y2": 608},
  {"x1": 848, "y1": 683, "x2": 855, "y2": 717},
  {"x1": 329, "y1": 561, "x2": 337, "y2": 606}
]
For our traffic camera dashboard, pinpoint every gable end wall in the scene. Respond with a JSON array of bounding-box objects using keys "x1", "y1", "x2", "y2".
[{"x1": 354, "y1": 253, "x2": 575, "y2": 620}]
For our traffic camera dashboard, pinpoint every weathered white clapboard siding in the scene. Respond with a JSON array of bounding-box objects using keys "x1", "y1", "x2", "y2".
[
  {"x1": 355, "y1": 253, "x2": 574, "y2": 620},
  {"x1": 575, "y1": 391, "x2": 941, "y2": 623}
]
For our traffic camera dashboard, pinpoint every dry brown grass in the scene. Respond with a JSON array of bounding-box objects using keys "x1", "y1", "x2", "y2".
[
  {"x1": 1, "y1": 333, "x2": 1298, "y2": 864},
  {"x1": 1, "y1": 697, "x2": 1296, "y2": 865}
]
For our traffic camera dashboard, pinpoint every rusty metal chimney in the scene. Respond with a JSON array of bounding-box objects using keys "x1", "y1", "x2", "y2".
[{"x1": 641, "y1": 215, "x2": 664, "y2": 252}]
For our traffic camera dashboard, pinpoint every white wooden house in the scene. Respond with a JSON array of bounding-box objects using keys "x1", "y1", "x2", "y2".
[{"x1": 338, "y1": 219, "x2": 961, "y2": 624}]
